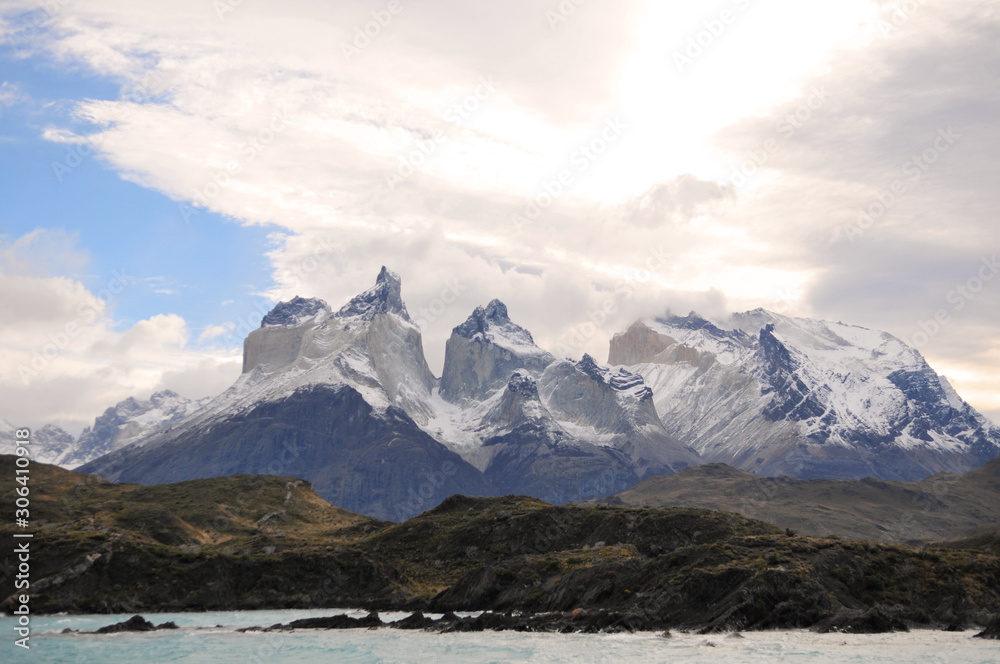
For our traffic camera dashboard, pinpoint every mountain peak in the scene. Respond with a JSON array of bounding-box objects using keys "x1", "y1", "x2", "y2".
[
  {"x1": 483, "y1": 298, "x2": 510, "y2": 322},
  {"x1": 376, "y1": 265, "x2": 401, "y2": 287},
  {"x1": 336, "y1": 267, "x2": 411, "y2": 322},
  {"x1": 576, "y1": 353, "x2": 604, "y2": 379},
  {"x1": 576, "y1": 354, "x2": 652, "y2": 400},
  {"x1": 261, "y1": 296, "x2": 331, "y2": 328},
  {"x1": 660, "y1": 311, "x2": 728, "y2": 336},
  {"x1": 454, "y1": 299, "x2": 514, "y2": 338},
  {"x1": 506, "y1": 369, "x2": 539, "y2": 398},
  {"x1": 441, "y1": 301, "x2": 553, "y2": 402},
  {"x1": 452, "y1": 300, "x2": 545, "y2": 355}
]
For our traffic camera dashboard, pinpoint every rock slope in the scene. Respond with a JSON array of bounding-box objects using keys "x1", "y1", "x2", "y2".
[{"x1": 610, "y1": 310, "x2": 1000, "y2": 480}]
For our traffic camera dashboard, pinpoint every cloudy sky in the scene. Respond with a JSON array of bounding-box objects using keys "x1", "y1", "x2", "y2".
[{"x1": 1, "y1": 0, "x2": 998, "y2": 433}]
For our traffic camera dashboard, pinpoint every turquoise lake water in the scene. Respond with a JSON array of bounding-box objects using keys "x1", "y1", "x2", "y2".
[{"x1": 2, "y1": 609, "x2": 997, "y2": 663}]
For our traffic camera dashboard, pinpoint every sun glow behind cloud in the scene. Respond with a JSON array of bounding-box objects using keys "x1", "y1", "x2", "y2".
[
  {"x1": 1, "y1": 0, "x2": 999, "y2": 429},
  {"x1": 607, "y1": 0, "x2": 882, "y2": 201}
]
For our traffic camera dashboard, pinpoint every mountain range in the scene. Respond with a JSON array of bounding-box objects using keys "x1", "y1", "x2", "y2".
[
  {"x1": 46, "y1": 266, "x2": 998, "y2": 520},
  {"x1": 0, "y1": 390, "x2": 208, "y2": 467}
]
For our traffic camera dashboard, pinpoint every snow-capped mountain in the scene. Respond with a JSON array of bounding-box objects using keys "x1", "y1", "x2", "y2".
[
  {"x1": 0, "y1": 419, "x2": 75, "y2": 465},
  {"x1": 1, "y1": 391, "x2": 206, "y2": 468},
  {"x1": 79, "y1": 269, "x2": 492, "y2": 520},
  {"x1": 78, "y1": 268, "x2": 699, "y2": 517},
  {"x1": 439, "y1": 299, "x2": 554, "y2": 402},
  {"x1": 76, "y1": 269, "x2": 1000, "y2": 519},
  {"x1": 609, "y1": 310, "x2": 1000, "y2": 480},
  {"x1": 61, "y1": 390, "x2": 210, "y2": 467},
  {"x1": 427, "y1": 301, "x2": 699, "y2": 499},
  {"x1": 236, "y1": 266, "x2": 438, "y2": 424}
]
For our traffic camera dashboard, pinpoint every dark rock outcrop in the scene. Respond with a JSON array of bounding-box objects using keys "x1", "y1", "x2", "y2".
[
  {"x1": 93, "y1": 615, "x2": 158, "y2": 633},
  {"x1": 261, "y1": 296, "x2": 330, "y2": 327},
  {"x1": 815, "y1": 606, "x2": 910, "y2": 634},
  {"x1": 284, "y1": 612, "x2": 382, "y2": 630},
  {"x1": 975, "y1": 614, "x2": 1000, "y2": 639}
]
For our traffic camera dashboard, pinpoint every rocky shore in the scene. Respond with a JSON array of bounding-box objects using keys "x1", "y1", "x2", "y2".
[
  {"x1": 89, "y1": 607, "x2": 1000, "y2": 638},
  {"x1": 5, "y1": 458, "x2": 1000, "y2": 635}
]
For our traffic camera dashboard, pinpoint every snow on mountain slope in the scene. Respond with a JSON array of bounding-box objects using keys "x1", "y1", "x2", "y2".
[
  {"x1": 0, "y1": 392, "x2": 208, "y2": 468},
  {"x1": 439, "y1": 299, "x2": 555, "y2": 402},
  {"x1": 76, "y1": 268, "x2": 1000, "y2": 516},
  {"x1": 60, "y1": 390, "x2": 211, "y2": 468},
  {"x1": 476, "y1": 370, "x2": 646, "y2": 502},
  {"x1": 0, "y1": 420, "x2": 71, "y2": 464},
  {"x1": 85, "y1": 268, "x2": 440, "y2": 475},
  {"x1": 429, "y1": 301, "x2": 700, "y2": 483},
  {"x1": 537, "y1": 354, "x2": 701, "y2": 477},
  {"x1": 77, "y1": 268, "x2": 490, "y2": 520},
  {"x1": 79, "y1": 274, "x2": 704, "y2": 515},
  {"x1": 610, "y1": 310, "x2": 1000, "y2": 480},
  {"x1": 199, "y1": 267, "x2": 438, "y2": 428}
]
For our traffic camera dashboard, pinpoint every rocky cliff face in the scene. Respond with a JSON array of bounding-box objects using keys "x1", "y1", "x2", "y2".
[
  {"x1": 54, "y1": 391, "x2": 208, "y2": 468},
  {"x1": 475, "y1": 371, "x2": 641, "y2": 503},
  {"x1": 609, "y1": 310, "x2": 1000, "y2": 480},
  {"x1": 83, "y1": 384, "x2": 490, "y2": 521},
  {"x1": 80, "y1": 271, "x2": 705, "y2": 519},
  {"x1": 238, "y1": 267, "x2": 438, "y2": 424},
  {"x1": 243, "y1": 296, "x2": 332, "y2": 373},
  {"x1": 537, "y1": 355, "x2": 701, "y2": 478},
  {"x1": 440, "y1": 300, "x2": 555, "y2": 402}
]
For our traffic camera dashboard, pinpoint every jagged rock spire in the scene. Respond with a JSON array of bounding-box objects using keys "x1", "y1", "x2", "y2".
[
  {"x1": 440, "y1": 299, "x2": 554, "y2": 402},
  {"x1": 454, "y1": 299, "x2": 522, "y2": 339},
  {"x1": 261, "y1": 296, "x2": 331, "y2": 328},
  {"x1": 575, "y1": 354, "x2": 652, "y2": 400},
  {"x1": 336, "y1": 266, "x2": 411, "y2": 322}
]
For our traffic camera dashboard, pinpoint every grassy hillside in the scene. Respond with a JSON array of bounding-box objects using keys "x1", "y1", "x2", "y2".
[
  {"x1": 600, "y1": 458, "x2": 1000, "y2": 544},
  {"x1": 2, "y1": 456, "x2": 999, "y2": 632}
]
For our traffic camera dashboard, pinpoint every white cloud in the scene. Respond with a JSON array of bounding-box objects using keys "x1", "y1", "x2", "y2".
[
  {"x1": 199, "y1": 322, "x2": 234, "y2": 341},
  {"x1": 2, "y1": 0, "x2": 999, "y2": 423},
  {"x1": 0, "y1": 228, "x2": 91, "y2": 278},
  {"x1": 0, "y1": 233, "x2": 240, "y2": 431},
  {"x1": 0, "y1": 81, "x2": 25, "y2": 107}
]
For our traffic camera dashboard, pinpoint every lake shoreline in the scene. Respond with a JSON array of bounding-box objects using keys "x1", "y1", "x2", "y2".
[{"x1": 70, "y1": 607, "x2": 999, "y2": 639}]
